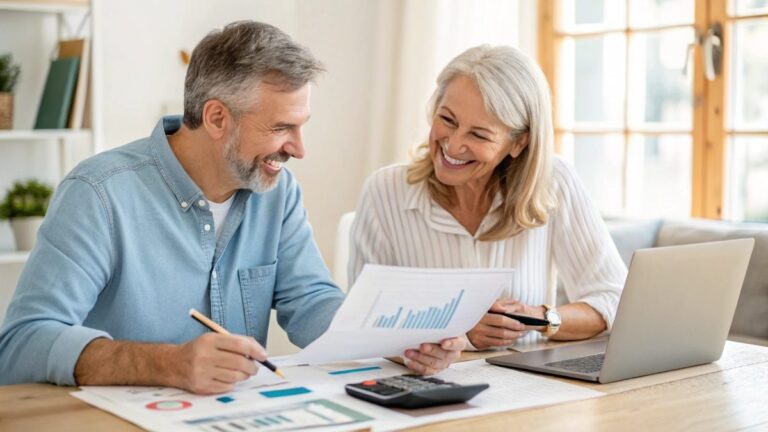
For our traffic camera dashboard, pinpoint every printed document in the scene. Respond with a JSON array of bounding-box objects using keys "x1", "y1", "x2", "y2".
[{"x1": 291, "y1": 265, "x2": 515, "y2": 364}]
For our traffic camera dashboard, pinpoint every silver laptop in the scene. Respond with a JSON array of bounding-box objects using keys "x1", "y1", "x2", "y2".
[{"x1": 487, "y1": 238, "x2": 754, "y2": 383}]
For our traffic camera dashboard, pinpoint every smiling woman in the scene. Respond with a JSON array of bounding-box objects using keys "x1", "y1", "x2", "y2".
[
  {"x1": 408, "y1": 46, "x2": 554, "y2": 241},
  {"x1": 425, "y1": 75, "x2": 531, "y2": 236},
  {"x1": 349, "y1": 45, "x2": 628, "y2": 352}
]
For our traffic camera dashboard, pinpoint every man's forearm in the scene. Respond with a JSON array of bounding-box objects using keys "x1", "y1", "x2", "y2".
[{"x1": 74, "y1": 338, "x2": 180, "y2": 387}]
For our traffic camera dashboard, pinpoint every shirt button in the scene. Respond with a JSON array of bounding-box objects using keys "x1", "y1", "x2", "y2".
[
  {"x1": 204, "y1": 224, "x2": 211, "y2": 232},
  {"x1": 212, "y1": 270, "x2": 217, "y2": 279},
  {"x1": 198, "y1": 200, "x2": 206, "y2": 207},
  {"x1": 181, "y1": 201, "x2": 188, "y2": 208}
]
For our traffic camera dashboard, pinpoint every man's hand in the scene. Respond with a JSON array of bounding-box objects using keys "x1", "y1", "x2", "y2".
[
  {"x1": 75, "y1": 334, "x2": 268, "y2": 395},
  {"x1": 402, "y1": 337, "x2": 465, "y2": 375},
  {"x1": 173, "y1": 333, "x2": 267, "y2": 394},
  {"x1": 466, "y1": 299, "x2": 537, "y2": 350}
]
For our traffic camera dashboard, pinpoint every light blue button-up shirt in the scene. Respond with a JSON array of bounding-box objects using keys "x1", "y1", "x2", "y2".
[{"x1": 0, "y1": 116, "x2": 345, "y2": 386}]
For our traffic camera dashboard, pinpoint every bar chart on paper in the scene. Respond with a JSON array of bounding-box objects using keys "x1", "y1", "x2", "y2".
[
  {"x1": 183, "y1": 399, "x2": 372, "y2": 431},
  {"x1": 369, "y1": 289, "x2": 465, "y2": 330},
  {"x1": 292, "y1": 265, "x2": 514, "y2": 364}
]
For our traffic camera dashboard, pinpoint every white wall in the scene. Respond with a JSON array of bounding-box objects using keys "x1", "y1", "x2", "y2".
[{"x1": 288, "y1": 0, "x2": 378, "y2": 272}]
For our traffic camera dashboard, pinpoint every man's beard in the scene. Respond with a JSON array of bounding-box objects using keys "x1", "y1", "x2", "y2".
[{"x1": 223, "y1": 128, "x2": 290, "y2": 193}]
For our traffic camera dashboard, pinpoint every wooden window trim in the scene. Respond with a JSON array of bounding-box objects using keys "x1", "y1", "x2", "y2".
[{"x1": 539, "y1": 0, "x2": 735, "y2": 219}]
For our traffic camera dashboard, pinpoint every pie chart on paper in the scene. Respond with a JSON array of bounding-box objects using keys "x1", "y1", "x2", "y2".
[{"x1": 145, "y1": 400, "x2": 192, "y2": 411}]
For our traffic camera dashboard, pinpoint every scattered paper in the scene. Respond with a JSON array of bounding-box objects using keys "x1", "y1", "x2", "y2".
[{"x1": 73, "y1": 358, "x2": 605, "y2": 431}]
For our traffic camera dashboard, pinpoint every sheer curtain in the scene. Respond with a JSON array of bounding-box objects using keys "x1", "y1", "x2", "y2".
[{"x1": 365, "y1": 0, "x2": 535, "y2": 173}]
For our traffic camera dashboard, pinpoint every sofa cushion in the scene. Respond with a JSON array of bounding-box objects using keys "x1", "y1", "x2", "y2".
[
  {"x1": 656, "y1": 219, "x2": 768, "y2": 341},
  {"x1": 606, "y1": 218, "x2": 663, "y2": 266}
]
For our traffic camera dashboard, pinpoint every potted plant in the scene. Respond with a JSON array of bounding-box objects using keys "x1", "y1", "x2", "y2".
[
  {"x1": 0, "y1": 54, "x2": 21, "y2": 130},
  {"x1": 0, "y1": 180, "x2": 53, "y2": 251},
  {"x1": 0, "y1": 53, "x2": 21, "y2": 130}
]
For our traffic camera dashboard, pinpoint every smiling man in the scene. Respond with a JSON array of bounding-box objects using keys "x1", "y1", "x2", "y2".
[{"x1": 0, "y1": 21, "x2": 464, "y2": 394}]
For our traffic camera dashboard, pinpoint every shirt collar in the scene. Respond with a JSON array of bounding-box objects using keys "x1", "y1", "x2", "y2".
[
  {"x1": 404, "y1": 178, "x2": 428, "y2": 211},
  {"x1": 149, "y1": 115, "x2": 205, "y2": 212},
  {"x1": 404, "y1": 177, "x2": 505, "y2": 238}
]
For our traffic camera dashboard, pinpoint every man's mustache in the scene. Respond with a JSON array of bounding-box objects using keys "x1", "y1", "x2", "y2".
[{"x1": 264, "y1": 151, "x2": 291, "y2": 163}]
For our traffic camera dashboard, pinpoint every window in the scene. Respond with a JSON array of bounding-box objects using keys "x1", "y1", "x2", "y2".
[{"x1": 538, "y1": 0, "x2": 768, "y2": 221}]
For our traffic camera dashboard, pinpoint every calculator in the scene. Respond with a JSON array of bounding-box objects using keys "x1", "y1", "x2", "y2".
[{"x1": 345, "y1": 374, "x2": 489, "y2": 409}]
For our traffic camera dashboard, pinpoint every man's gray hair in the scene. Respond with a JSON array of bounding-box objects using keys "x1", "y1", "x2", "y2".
[{"x1": 183, "y1": 21, "x2": 324, "y2": 129}]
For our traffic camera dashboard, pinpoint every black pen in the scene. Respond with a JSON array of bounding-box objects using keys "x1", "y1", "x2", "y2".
[
  {"x1": 488, "y1": 310, "x2": 550, "y2": 327},
  {"x1": 189, "y1": 308, "x2": 286, "y2": 379}
]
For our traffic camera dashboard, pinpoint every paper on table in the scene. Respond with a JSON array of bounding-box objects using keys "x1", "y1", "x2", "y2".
[
  {"x1": 72, "y1": 358, "x2": 407, "y2": 432},
  {"x1": 79, "y1": 365, "x2": 288, "y2": 419},
  {"x1": 436, "y1": 359, "x2": 603, "y2": 406},
  {"x1": 292, "y1": 265, "x2": 514, "y2": 364},
  {"x1": 73, "y1": 357, "x2": 604, "y2": 432},
  {"x1": 71, "y1": 392, "x2": 375, "y2": 432},
  {"x1": 364, "y1": 359, "x2": 606, "y2": 430}
]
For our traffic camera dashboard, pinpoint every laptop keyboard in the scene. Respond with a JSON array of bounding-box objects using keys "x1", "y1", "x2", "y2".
[{"x1": 545, "y1": 353, "x2": 605, "y2": 374}]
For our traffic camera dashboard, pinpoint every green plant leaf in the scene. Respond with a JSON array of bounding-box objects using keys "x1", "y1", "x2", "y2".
[
  {"x1": 0, "y1": 179, "x2": 54, "y2": 220},
  {"x1": 0, "y1": 53, "x2": 21, "y2": 93}
]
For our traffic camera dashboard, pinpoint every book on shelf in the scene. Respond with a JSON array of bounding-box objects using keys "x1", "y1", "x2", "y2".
[
  {"x1": 33, "y1": 56, "x2": 79, "y2": 129},
  {"x1": 58, "y1": 38, "x2": 90, "y2": 129}
]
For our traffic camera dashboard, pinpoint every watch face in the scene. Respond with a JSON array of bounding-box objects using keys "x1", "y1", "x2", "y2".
[{"x1": 547, "y1": 310, "x2": 562, "y2": 326}]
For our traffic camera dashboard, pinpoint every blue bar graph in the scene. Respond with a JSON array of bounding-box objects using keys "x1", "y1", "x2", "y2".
[{"x1": 371, "y1": 290, "x2": 464, "y2": 330}]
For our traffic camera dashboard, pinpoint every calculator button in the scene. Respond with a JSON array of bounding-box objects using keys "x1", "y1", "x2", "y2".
[{"x1": 361, "y1": 380, "x2": 377, "y2": 386}]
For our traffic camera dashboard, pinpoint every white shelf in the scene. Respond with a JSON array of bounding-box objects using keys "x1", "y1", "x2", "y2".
[
  {"x1": 0, "y1": 129, "x2": 91, "y2": 141},
  {"x1": 0, "y1": 251, "x2": 29, "y2": 265},
  {"x1": 0, "y1": 1, "x2": 88, "y2": 14}
]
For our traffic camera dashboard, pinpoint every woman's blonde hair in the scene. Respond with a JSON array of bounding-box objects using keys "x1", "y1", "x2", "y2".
[{"x1": 407, "y1": 45, "x2": 556, "y2": 241}]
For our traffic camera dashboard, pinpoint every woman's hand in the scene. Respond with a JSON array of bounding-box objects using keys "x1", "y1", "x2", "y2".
[
  {"x1": 402, "y1": 337, "x2": 466, "y2": 375},
  {"x1": 466, "y1": 299, "x2": 541, "y2": 350}
]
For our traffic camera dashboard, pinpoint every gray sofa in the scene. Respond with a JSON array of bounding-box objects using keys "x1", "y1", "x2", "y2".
[{"x1": 581, "y1": 218, "x2": 768, "y2": 345}]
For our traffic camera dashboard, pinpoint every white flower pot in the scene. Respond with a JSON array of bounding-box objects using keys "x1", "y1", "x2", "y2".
[{"x1": 10, "y1": 216, "x2": 44, "y2": 251}]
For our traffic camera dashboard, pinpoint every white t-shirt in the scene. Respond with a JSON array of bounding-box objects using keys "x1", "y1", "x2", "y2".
[{"x1": 208, "y1": 194, "x2": 236, "y2": 240}]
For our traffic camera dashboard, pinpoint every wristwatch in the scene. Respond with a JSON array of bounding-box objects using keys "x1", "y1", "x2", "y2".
[{"x1": 541, "y1": 304, "x2": 561, "y2": 337}]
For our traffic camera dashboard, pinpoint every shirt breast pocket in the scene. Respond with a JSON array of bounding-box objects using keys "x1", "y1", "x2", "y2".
[{"x1": 237, "y1": 260, "x2": 278, "y2": 341}]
